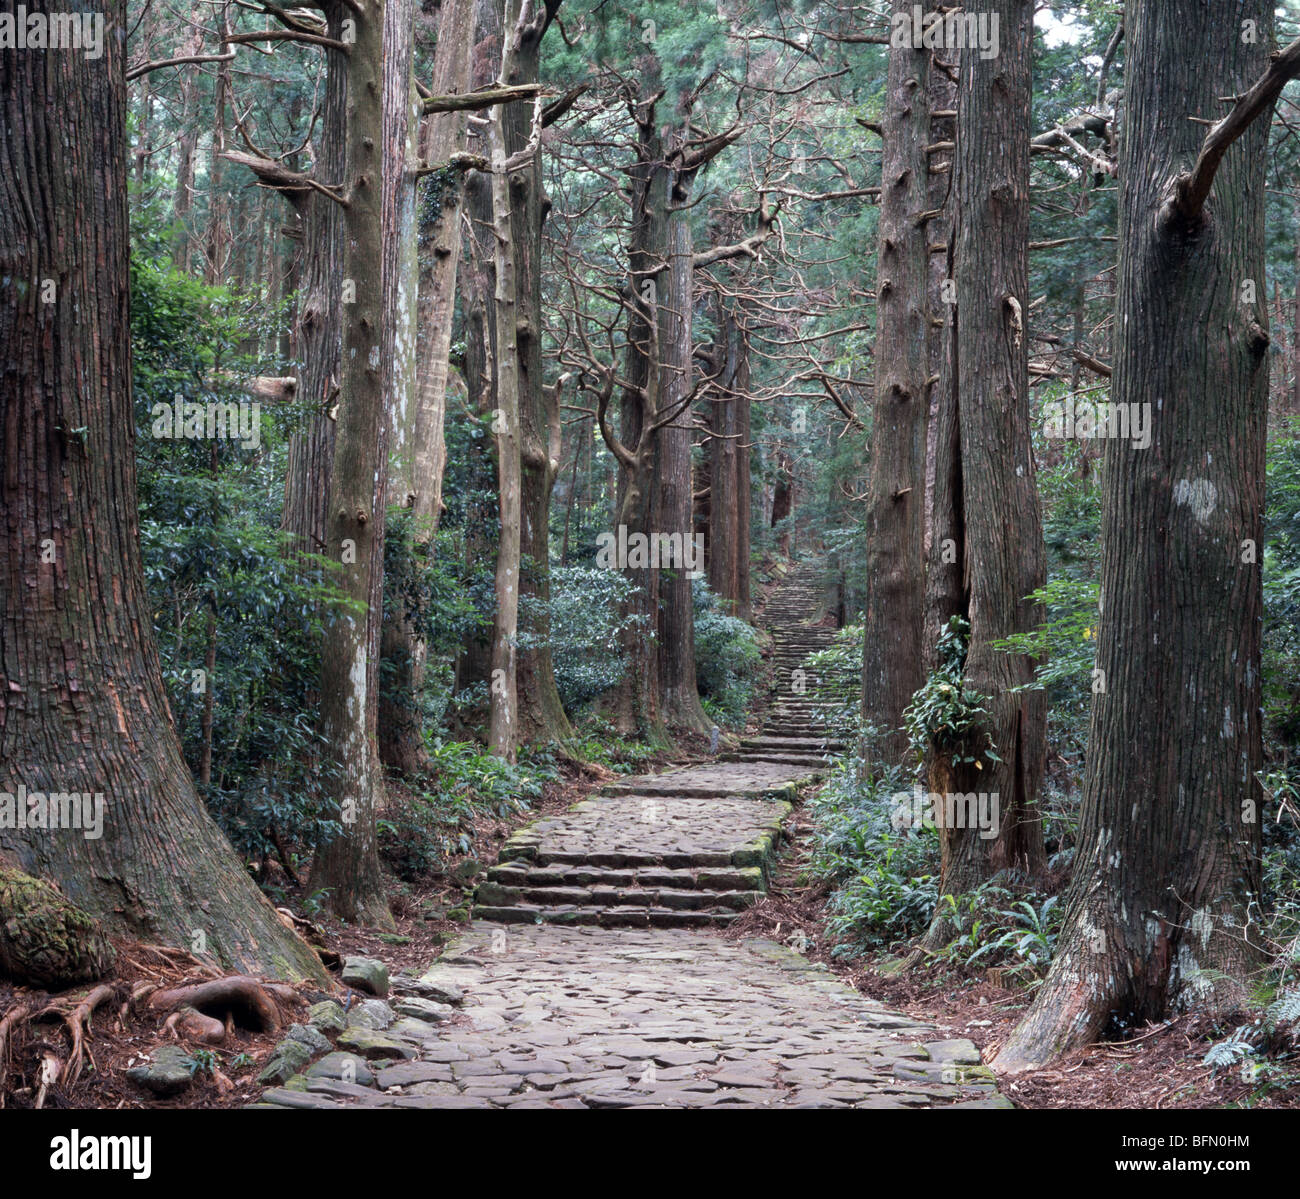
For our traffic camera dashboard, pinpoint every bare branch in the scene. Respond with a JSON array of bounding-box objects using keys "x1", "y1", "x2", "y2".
[{"x1": 1176, "y1": 36, "x2": 1300, "y2": 220}]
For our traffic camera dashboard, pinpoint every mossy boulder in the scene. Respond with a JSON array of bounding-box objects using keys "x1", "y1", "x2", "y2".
[
  {"x1": 307, "y1": 999, "x2": 347, "y2": 1033},
  {"x1": 126, "y1": 1046, "x2": 195, "y2": 1097},
  {"x1": 341, "y1": 956, "x2": 389, "y2": 997},
  {"x1": 258, "y1": 1038, "x2": 311, "y2": 1085},
  {"x1": 0, "y1": 867, "x2": 116, "y2": 989}
]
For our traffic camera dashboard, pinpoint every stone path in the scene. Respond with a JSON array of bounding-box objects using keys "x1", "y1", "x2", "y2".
[{"x1": 254, "y1": 563, "x2": 1006, "y2": 1109}]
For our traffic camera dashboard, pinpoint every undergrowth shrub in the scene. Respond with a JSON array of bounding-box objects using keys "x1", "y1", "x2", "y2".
[
  {"x1": 378, "y1": 742, "x2": 556, "y2": 880},
  {"x1": 692, "y1": 578, "x2": 761, "y2": 725},
  {"x1": 807, "y1": 753, "x2": 939, "y2": 956}
]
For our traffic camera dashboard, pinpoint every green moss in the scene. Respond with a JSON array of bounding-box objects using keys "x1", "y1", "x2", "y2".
[{"x1": 0, "y1": 867, "x2": 116, "y2": 988}]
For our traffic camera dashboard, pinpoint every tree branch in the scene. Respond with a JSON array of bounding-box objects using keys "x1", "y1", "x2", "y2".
[
  {"x1": 1175, "y1": 36, "x2": 1300, "y2": 221},
  {"x1": 220, "y1": 150, "x2": 348, "y2": 209},
  {"x1": 126, "y1": 50, "x2": 236, "y2": 82},
  {"x1": 423, "y1": 84, "x2": 542, "y2": 114}
]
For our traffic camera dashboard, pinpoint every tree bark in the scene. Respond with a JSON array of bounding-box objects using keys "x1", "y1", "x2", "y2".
[
  {"x1": 281, "y1": 13, "x2": 348, "y2": 554},
  {"x1": 310, "y1": 0, "x2": 412, "y2": 927},
  {"x1": 379, "y1": 0, "x2": 476, "y2": 775},
  {"x1": 706, "y1": 296, "x2": 751, "y2": 620},
  {"x1": 920, "y1": 1, "x2": 1046, "y2": 950},
  {"x1": 486, "y1": 4, "x2": 524, "y2": 762},
  {"x1": 508, "y1": 1, "x2": 573, "y2": 746},
  {"x1": 995, "y1": 0, "x2": 1269, "y2": 1071},
  {"x1": 861, "y1": 6, "x2": 930, "y2": 761},
  {"x1": 0, "y1": 2, "x2": 324, "y2": 979},
  {"x1": 604, "y1": 83, "x2": 669, "y2": 744},
  {"x1": 655, "y1": 147, "x2": 713, "y2": 735}
]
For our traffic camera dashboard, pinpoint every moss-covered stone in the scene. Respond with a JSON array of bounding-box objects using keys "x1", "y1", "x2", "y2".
[
  {"x1": 308, "y1": 999, "x2": 347, "y2": 1033},
  {"x1": 0, "y1": 867, "x2": 116, "y2": 988},
  {"x1": 125, "y1": 1045, "x2": 195, "y2": 1097},
  {"x1": 341, "y1": 956, "x2": 389, "y2": 997},
  {"x1": 336, "y1": 1027, "x2": 417, "y2": 1061},
  {"x1": 450, "y1": 859, "x2": 482, "y2": 884},
  {"x1": 304, "y1": 1051, "x2": 375, "y2": 1086},
  {"x1": 285, "y1": 1022, "x2": 332, "y2": 1055},
  {"x1": 258, "y1": 1038, "x2": 311, "y2": 1085}
]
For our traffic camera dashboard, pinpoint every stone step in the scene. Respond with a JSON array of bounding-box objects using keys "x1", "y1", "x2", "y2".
[
  {"x1": 472, "y1": 904, "x2": 745, "y2": 928},
  {"x1": 724, "y1": 752, "x2": 828, "y2": 767},
  {"x1": 485, "y1": 862, "x2": 765, "y2": 891},
  {"x1": 478, "y1": 881, "x2": 763, "y2": 912},
  {"x1": 741, "y1": 736, "x2": 844, "y2": 750},
  {"x1": 498, "y1": 844, "x2": 758, "y2": 869}
]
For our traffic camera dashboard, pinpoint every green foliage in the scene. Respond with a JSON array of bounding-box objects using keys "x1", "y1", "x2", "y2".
[
  {"x1": 525, "y1": 566, "x2": 648, "y2": 711},
  {"x1": 378, "y1": 742, "x2": 557, "y2": 881},
  {"x1": 928, "y1": 887, "x2": 1060, "y2": 979},
  {"x1": 992, "y1": 574, "x2": 1100, "y2": 738},
  {"x1": 804, "y1": 623, "x2": 865, "y2": 740},
  {"x1": 131, "y1": 204, "x2": 349, "y2": 866},
  {"x1": 382, "y1": 513, "x2": 487, "y2": 735},
  {"x1": 1264, "y1": 422, "x2": 1300, "y2": 755},
  {"x1": 564, "y1": 717, "x2": 660, "y2": 775},
  {"x1": 691, "y1": 578, "x2": 761, "y2": 724},
  {"x1": 807, "y1": 755, "x2": 939, "y2": 955},
  {"x1": 184, "y1": 1049, "x2": 218, "y2": 1077},
  {"x1": 903, "y1": 617, "x2": 1000, "y2": 771}
]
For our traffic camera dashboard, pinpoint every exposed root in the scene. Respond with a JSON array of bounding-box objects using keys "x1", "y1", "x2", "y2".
[
  {"x1": 34, "y1": 1050, "x2": 60, "y2": 1109},
  {"x1": 0, "y1": 1001, "x2": 32, "y2": 1105},
  {"x1": 147, "y1": 974, "x2": 296, "y2": 1033},
  {"x1": 163, "y1": 1005, "x2": 226, "y2": 1045},
  {"x1": 35, "y1": 982, "x2": 118, "y2": 1087}
]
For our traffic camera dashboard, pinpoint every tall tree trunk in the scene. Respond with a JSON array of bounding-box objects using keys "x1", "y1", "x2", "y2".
[
  {"x1": 995, "y1": 0, "x2": 1269, "y2": 1071},
  {"x1": 660, "y1": 158, "x2": 712, "y2": 733},
  {"x1": 509, "y1": 0, "x2": 572, "y2": 746},
  {"x1": 282, "y1": 17, "x2": 348, "y2": 552},
  {"x1": 655, "y1": 150, "x2": 712, "y2": 734},
  {"x1": 861, "y1": 7, "x2": 930, "y2": 761},
  {"x1": 920, "y1": 1, "x2": 1046, "y2": 950},
  {"x1": 706, "y1": 296, "x2": 750, "y2": 619},
  {"x1": 451, "y1": 0, "x2": 502, "y2": 716},
  {"x1": 1293, "y1": 193, "x2": 1300, "y2": 414},
  {"x1": 379, "y1": 0, "x2": 476, "y2": 775},
  {"x1": 733, "y1": 310, "x2": 753, "y2": 622},
  {"x1": 310, "y1": 0, "x2": 413, "y2": 927},
  {"x1": 170, "y1": 3, "x2": 207, "y2": 271},
  {"x1": 604, "y1": 84, "x2": 668, "y2": 745},
  {"x1": 486, "y1": 0, "x2": 527, "y2": 760},
  {"x1": 0, "y1": 0, "x2": 323, "y2": 980},
  {"x1": 922, "y1": 51, "x2": 961, "y2": 685},
  {"x1": 202, "y1": 6, "x2": 232, "y2": 286},
  {"x1": 771, "y1": 455, "x2": 793, "y2": 553}
]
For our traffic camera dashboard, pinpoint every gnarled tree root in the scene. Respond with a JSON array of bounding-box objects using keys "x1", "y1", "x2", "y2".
[
  {"x1": 34, "y1": 982, "x2": 118, "y2": 1088},
  {"x1": 147, "y1": 974, "x2": 298, "y2": 1033}
]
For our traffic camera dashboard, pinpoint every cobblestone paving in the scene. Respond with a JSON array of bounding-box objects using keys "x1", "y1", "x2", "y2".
[
  {"x1": 498, "y1": 794, "x2": 790, "y2": 867},
  {"x1": 599, "y1": 761, "x2": 814, "y2": 798},
  {"x1": 257, "y1": 925, "x2": 1005, "y2": 1109}
]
